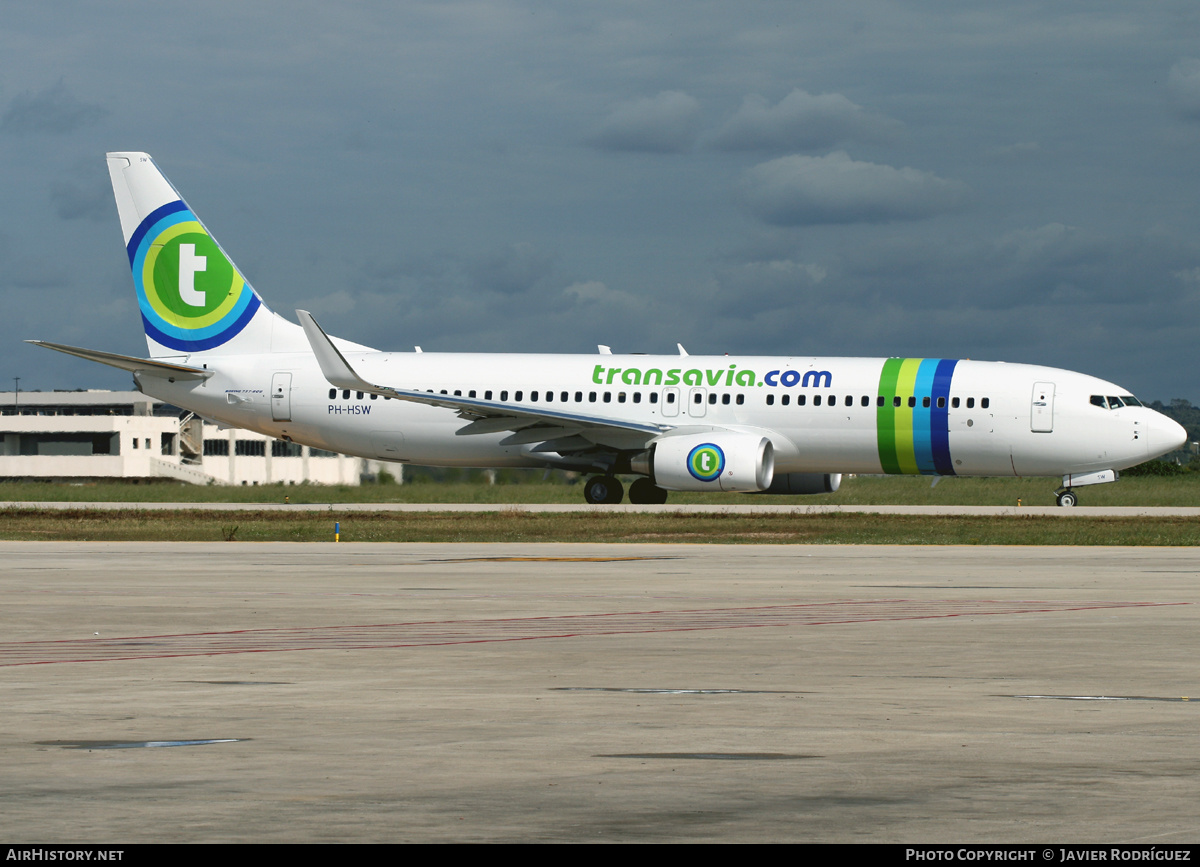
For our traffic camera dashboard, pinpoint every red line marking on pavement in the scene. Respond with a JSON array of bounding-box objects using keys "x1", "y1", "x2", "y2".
[{"x1": 0, "y1": 600, "x2": 1182, "y2": 666}]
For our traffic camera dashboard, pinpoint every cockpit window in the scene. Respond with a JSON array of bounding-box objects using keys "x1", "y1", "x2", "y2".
[
  {"x1": 1090, "y1": 395, "x2": 1106, "y2": 408},
  {"x1": 1106, "y1": 396, "x2": 1124, "y2": 409},
  {"x1": 1122, "y1": 395, "x2": 1142, "y2": 407}
]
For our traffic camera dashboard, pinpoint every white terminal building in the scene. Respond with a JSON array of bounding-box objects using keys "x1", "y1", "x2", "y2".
[{"x1": 0, "y1": 390, "x2": 387, "y2": 486}]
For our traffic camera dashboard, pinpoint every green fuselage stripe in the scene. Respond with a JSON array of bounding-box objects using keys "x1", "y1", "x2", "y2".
[
  {"x1": 877, "y1": 358, "x2": 903, "y2": 474},
  {"x1": 892, "y1": 358, "x2": 922, "y2": 473},
  {"x1": 877, "y1": 357, "x2": 927, "y2": 474}
]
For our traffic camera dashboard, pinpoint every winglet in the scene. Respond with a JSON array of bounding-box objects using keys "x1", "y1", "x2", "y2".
[{"x1": 296, "y1": 310, "x2": 377, "y2": 392}]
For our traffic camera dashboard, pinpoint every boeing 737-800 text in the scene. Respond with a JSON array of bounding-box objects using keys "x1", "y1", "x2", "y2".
[{"x1": 28, "y1": 153, "x2": 1188, "y2": 505}]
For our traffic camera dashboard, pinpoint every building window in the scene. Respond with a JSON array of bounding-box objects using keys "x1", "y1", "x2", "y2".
[{"x1": 203, "y1": 439, "x2": 230, "y2": 456}]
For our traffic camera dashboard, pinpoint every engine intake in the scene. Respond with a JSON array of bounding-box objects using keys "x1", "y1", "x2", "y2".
[{"x1": 763, "y1": 472, "x2": 842, "y2": 495}]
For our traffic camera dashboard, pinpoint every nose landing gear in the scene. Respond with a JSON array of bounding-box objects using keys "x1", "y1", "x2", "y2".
[{"x1": 1055, "y1": 489, "x2": 1078, "y2": 507}]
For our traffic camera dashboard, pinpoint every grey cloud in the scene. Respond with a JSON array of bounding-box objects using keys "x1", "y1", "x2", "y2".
[
  {"x1": 741, "y1": 151, "x2": 969, "y2": 226},
  {"x1": 1, "y1": 80, "x2": 106, "y2": 135},
  {"x1": 707, "y1": 88, "x2": 898, "y2": 152},
  {"x1": 586, "y1": 91, "x2": 702, "y2": 153},
  {"x1": 51, "y1": 178, "x2": 110, "y2": 221},
  {"x1": 1168, "y1": 58, "x2": 1200, "y2": 120},
  {"x1": 468, "y1": 242, "x2": 556, "y2": 296}
]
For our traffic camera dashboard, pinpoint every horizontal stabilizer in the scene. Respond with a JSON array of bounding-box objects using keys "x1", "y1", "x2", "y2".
[{"x1": 26, "y1": 340, "x2": 213, "y2": 380}]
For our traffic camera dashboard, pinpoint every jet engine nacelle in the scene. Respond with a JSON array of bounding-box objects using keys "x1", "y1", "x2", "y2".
[
  {"x1": 763, "y1": 472, "x2": 842, "y2": 495},
  {"x1": 645, "y1": 433, "x2": 775, "y2": 492}
]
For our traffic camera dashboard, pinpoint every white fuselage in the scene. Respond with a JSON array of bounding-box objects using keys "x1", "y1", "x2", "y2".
[{"x1": 135, "y1": 351, "x2": 1182, "y2": 479}]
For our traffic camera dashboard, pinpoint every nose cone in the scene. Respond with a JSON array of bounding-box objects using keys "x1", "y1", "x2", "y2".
[{"x1": 1145, "y1": 413, "x2": 1188, "y2": 460}]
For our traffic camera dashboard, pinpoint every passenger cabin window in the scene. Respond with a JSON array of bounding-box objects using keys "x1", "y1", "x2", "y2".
[
  {"x1": 766, "y1": 394, "x2": 775, "y2": 406},
  {"x1": 342, "y1": 389, "x2": 351, "y2": 400},
  {"x1": 845, "y1": 395, "x2": 853, "y2": 407},
  {"x1": 650, "y1": 393, "x2": 659, "y2": 404},
  {"x1": 981, "y1": 398, "x2": 990, "y2": 409},
  {"x1": 814, "y1": 395, "x2": 822, "y2": 406},
  {"x1": 485, "y1": 390, "x2": 493, "y2": 400},
  {"x1": 500, "y1": 390, "x2": 508, "y2": 401},
  {"x1": 736, "y1": 395, "x2": 744, "y2": 405},
  {"x1": 922, "y1": 397, "x2": 931, "y2": 408},
  {"x1": 952, "y1": 397, "x2": 960, "y2": 408},
  {"x1": 966, "y1": 398, "x2": 975, "y2": 408},
  {"x1": 328, "y1": 388, "x2": 336, "y2": 399},
  {"x1": 861, "y1": 396, "x2": 870, "y2": 407},
  {"x1": 781, "y1": 395, "x2": 790, "y2": 406},
  {"x1": 796, "y1": 395, "x2": 806, "y2": 406}
]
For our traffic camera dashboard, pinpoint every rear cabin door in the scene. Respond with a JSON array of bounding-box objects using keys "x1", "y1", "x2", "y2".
[
  {"x1": 271, "y1": 372, "x2": 293, "y2": 422},
  {"x1": 1031, "y1": 382, "x2": 1055, "y2": 433}
]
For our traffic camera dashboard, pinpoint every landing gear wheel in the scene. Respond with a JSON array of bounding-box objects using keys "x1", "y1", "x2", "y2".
[
  {"x1": 584, "y1": 475, "x2": 624, "y2": 505},
  {"x1": 1056, "y1": 490, "x2": 1078, "y2": 507},
  {"x1": 628, "y1": 477, "x2": 669, "y2": 505}
]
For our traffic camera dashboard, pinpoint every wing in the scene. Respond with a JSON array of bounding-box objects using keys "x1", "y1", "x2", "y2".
[{"x1": 296, "y1": 311, "x2": 672, "y2": 457}]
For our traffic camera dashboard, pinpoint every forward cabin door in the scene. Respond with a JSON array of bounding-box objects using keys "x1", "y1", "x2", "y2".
[
  {"x1": 1031, "y1": 382, "x2": 1055, "y2": 433},
  {"x1": 271, "y1": 372, "x2": 293, "y2": 422}
]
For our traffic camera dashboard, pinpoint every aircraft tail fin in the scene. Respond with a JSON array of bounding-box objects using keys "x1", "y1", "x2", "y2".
[{"x1": 106, "y1": 152, "x2": 276, "y2": 357}]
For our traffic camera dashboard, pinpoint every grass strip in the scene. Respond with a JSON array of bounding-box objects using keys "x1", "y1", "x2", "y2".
[
  {"x1": 3, "y1": 474, "x2": 1199, "y2": 507},
  {"x1": 2, "y1": 508, "x2": 1199, "y2": 545}
]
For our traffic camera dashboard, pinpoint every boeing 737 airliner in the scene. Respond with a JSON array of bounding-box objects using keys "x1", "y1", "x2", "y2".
[{"x1": 28, "y1": 153, "x2": 1188, "y2": 505}]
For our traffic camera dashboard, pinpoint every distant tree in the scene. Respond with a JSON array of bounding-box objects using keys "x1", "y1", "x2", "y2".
[{"x1": 1150, "y1": 399, "x2": 1200, "y2": 443}]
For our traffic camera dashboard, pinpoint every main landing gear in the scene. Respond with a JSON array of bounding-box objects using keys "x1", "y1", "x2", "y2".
[
  {"x1": 583, "y1": 476, "x2": 669, "y2": 505},
  {"x1": 1055, "y1": 489, "x2": 1078, "y2": 507},
  {"x1": 584, "y1": 475, "x2": 623, "y2": 505}
]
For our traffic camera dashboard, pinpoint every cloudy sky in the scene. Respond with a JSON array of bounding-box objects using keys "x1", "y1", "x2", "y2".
[{"x1": 2, "y1": 1, "x2": 1200, "y2": 399}]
